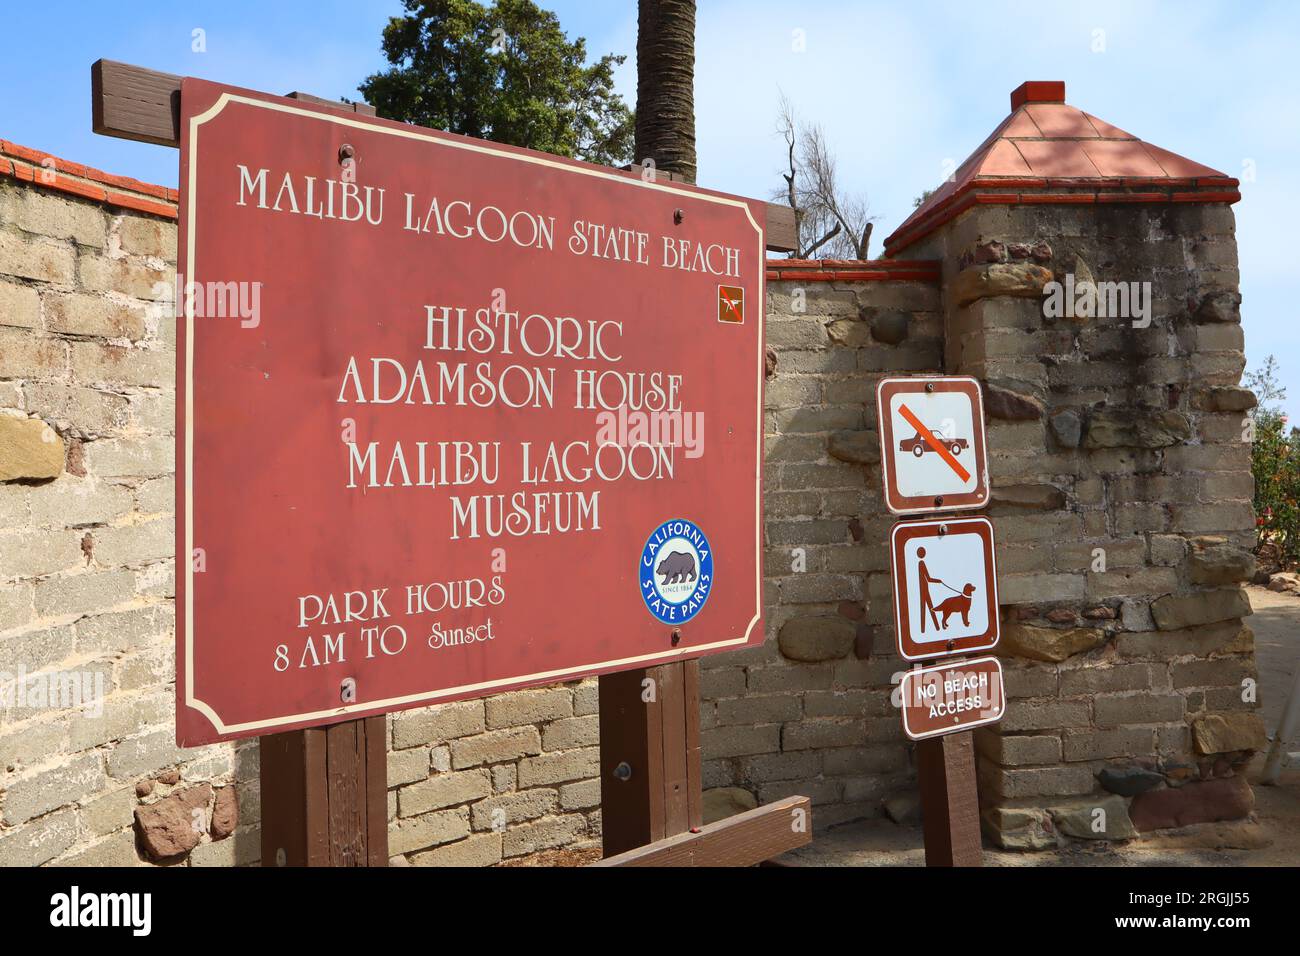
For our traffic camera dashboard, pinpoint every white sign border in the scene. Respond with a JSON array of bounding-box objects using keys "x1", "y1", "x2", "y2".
[
  {"x1": 899, "y1": 655, "x2": 1006, "y2": 740},
  {"x1": 889, "y1": 515, "x2": 1001, "y2": 662},
  {"x1": 179, "y1": 87, "x2": 767, "y2": 739},
  {"x1": 875, "y1": 374, "x2": 990, "y2": 516}
]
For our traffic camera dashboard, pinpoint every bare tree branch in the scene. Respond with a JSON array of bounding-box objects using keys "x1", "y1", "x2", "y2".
[
  {"x1": 772, "y1": 96, "x2": 877, "y2": 260},
  {"x1": 800, "y1": 222, "x2": 841, "y2": 259}
]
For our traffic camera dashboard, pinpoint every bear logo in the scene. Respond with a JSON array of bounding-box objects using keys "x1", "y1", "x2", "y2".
[
  {"x1": 640, "y1": 519, "x2": 714, "y2": 625},
  {"x1": 657, "y1": 550, "x2": 697, "y2": 585}
]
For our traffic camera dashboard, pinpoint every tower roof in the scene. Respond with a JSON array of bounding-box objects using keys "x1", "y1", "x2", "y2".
[{"x1": 883, "y1": 82, "x2": 1240, "y2": 257}]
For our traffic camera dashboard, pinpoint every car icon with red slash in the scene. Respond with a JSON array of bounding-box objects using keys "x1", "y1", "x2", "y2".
[{"x1": 900, "y1": 429, "x2": 968, "y2": 458}]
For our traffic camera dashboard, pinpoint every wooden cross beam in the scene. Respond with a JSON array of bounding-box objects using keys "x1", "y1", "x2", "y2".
[
  {"x1": 593, "y1": 795, "x2": 812, "y2": 867},
  {"x1": 89, "y1": 59, "x2": 797, "y2": 253},
  {"x1": 91, "y1": 59, "x2": 375, "y2": 147}
]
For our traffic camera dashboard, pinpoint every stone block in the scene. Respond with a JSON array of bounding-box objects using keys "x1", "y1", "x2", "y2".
[
  {"x1": 1061, "y1": 727, "x2": 1155, "y2": 762},
  {"x1": 470, "y1": 789, "x2": 558, "y2": 830},
  {"x1": 390, "y1": 806, "x2": 473, "y2": 858},
  {"x1": 409, "y1": 831, "x2": 502, "y2": 866},
  {"x1": 516, "y1": 746, "x2": 599, "y2": 787},
  {"x1": 0, "y1": 281, "x2": 39, "y2": 329},
  {"x1": 1129, "y1": 776, "x2": 1253, "y2": 831},
  {"x1": 1150, "y1": 588, "x2": 1250, "y2": 630},
  {"x1": 0, "y1": 232, "x2": 75, "y2": 285},
  {"x1": 392, "y1": 700, "x2": 485, "y2": 748},
  {"x1": 1191, "y1": 712, "x2": 1266, "y2": 754},
  {"x1": 449, "y1": 727, "x2": 542, "y2": 769},
  {"x1": 951, "y1": 262, "x2": 1053, "y2": 307},
  {"x1": 981, "y1": 805, "x2": 1058, "y2": 850},
  {"x1": 778, "y1": 614, "x2": 855, "y2": 662},
  {"x1": 485, "y1": 687, "x2": 572, "y2": 729},
  {"x1": 1048, "y1": 794, "x2": 1137, "y2": 841},
  {"x1": 1093, "y1": 693, "x2": 1184, "y2": 727},
  {"x1": 501, "y1": 813, "x2": 587, "y2": 858},
  {"x1": 398, "y1": 769, "x2": 491, "y2": 817},
  {"x1": 998, "y1": 623, "x2": 1105, "y2": 663},
  {"x1": 45, "y1": 292, "x2": 145, "y2": 339},
  {"x1": 0, "y1": 412, "x2": 64, "y2": 480}
]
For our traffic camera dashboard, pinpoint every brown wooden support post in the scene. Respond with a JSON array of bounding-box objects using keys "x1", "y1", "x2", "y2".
[
  {"x1": 92, "y1": 58, "x2": 388, "y2": 870},
  {"x1": 259, "y1": 715, "x2": 388, "y2": 867},
  {"x1": 915, "y1": 730, "x2": 982, "y2": 867},
  {"x1": 598, "y1": 660, "x2": 702, "y2": 857}
]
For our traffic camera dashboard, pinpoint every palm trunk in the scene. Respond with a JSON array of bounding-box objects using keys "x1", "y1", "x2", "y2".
[{"x1": 635, "y1": 0, "x2": 697, "y2": 184}]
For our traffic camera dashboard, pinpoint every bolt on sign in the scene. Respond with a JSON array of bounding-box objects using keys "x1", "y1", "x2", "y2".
[
  {"x1": 899, "y1": 656, "x2": 1005, "y2": 740},
  {"x1": 175, "y1": 79, "x2": 766, "y2": 745},
  {"x1": 889, "y1": 516, "x2": 1000, "y2": 661},
  {"x1": 875, "y1": 376, "x2": 989, "y2": 515}
]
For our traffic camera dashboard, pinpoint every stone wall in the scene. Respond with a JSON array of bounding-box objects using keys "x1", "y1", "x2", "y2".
[
  {"x1": 896, "y1": 196, "x2": 1263, "y2": 847},
  {"x1": 0, "y1": 121, "x2": 1266, "y2": 864},
  {"x1": 700, "y1": 259, "x2": 944, "y2": 827},
  {"x1": 0, "y1": 142, "x2": 602, "y2": 867}
]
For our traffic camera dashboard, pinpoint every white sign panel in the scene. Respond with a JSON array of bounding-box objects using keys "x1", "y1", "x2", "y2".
[
  {"x1": 876, "y1": 376, "x2": 990, "y2": 515},
  {"x1": 890, "y1": 516, "x2": 1000, "y2": 661}
]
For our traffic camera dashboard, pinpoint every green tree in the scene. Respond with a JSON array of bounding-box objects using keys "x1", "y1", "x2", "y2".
[
  {"x1": 360, "y1": 0, "x2": 634, "y2": 166},
  {"x1": 1245, "y1": 355, "x2": 1300, "y2": 567}
]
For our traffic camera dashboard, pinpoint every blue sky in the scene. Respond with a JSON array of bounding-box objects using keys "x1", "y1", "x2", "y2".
[{"x1": 1, "y1": 0, "x2": 1295, "y2": 417}]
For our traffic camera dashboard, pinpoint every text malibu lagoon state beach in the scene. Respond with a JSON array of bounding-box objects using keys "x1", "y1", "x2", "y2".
[{"x1": 234, "y1": 164, "x2": 746, "y2": 278}]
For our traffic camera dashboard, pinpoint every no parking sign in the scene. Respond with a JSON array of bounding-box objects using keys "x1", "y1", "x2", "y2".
[{"x1": 876, "y1": 376, "x2": 990, "y2": 515}]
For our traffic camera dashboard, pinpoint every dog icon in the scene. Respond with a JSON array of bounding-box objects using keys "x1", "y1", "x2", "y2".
[{"x1": 935, "y1": 584, "x2": 977, "y2": 628}]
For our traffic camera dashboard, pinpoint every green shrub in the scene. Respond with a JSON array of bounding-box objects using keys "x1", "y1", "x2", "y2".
[{"x1": 1251, "y1": 409, "x2": 1300, "y2": 567}]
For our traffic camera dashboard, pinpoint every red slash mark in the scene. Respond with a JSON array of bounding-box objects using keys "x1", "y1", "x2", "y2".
[
  {"x1": 898, "y1": 403, "x2": 971, "y2": 482},
  {"x1": 720, "y1": 289, "x2": 743, "y2": 322}
]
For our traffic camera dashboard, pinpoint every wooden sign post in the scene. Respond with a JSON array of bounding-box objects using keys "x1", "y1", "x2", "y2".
[
  {"x1": 259, "y1": 715, "x2": 388, "y2": 867},
  {"x1": 91, "y1": 59, "x2": 807, "y2": 867},
  {"x1": 876, "y1": 375, "x2": 1004, "y2": 867}
]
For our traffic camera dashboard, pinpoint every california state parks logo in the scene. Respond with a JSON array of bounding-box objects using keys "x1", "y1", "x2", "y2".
[{"x1": 640, "y1": 518, "x2": 713, "y2": 625}]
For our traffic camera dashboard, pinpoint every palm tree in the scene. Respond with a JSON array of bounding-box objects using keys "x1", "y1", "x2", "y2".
[{"x1": 635, "y1": 0, "x2": 697, "y2": 183}]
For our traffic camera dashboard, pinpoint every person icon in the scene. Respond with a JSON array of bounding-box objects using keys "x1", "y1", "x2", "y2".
[{"x1": 916, "y1": 546, "x2": 944, "y2": 634}]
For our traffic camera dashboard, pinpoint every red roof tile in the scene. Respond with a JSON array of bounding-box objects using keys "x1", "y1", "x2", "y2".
[
  {"x1": 884, "y1": 82, "x2": 1234, "y2": 256},
  {"x1": 0, "y1": 138, "x2": 178, "y2": 219}
]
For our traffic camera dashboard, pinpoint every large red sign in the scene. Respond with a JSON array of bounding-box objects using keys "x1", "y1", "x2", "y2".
[{"x1": 176, "y1": 79, "x2": 765, "y2": 744}]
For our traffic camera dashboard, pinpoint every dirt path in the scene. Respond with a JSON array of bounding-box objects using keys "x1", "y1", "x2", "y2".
[
  {"x1": 779, "y1": 586, "x2": 1300, "y2": 867},
  {"x1": 1247, "y1": 584, "x2": 1299, "y2": 734}
]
